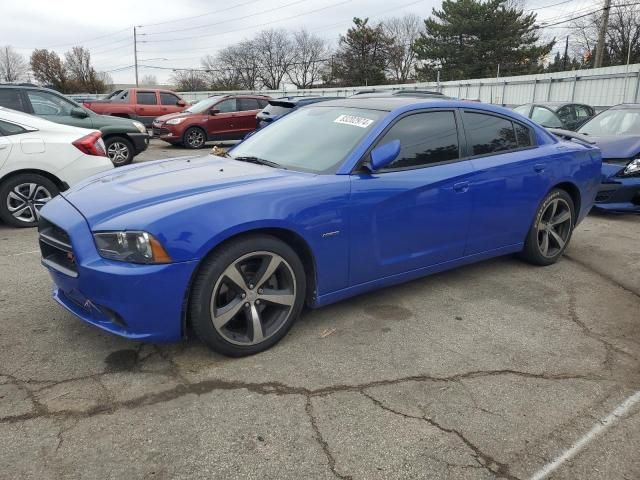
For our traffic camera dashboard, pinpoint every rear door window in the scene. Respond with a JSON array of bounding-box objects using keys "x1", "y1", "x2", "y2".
[
  {"x1": 464, "y1": 112, "x2": 519, "y2": 155},
  {"x1": 238, "y1": 98, "x2": 260, "y2": 111},
  {"x1": 0, "y1": 119, "x2": 27, "y2": 135},
  {"x1": 0, "y1": 89, "x2": 26, "y2": 112},
  {"x1": 137, "y1": 91, "x2": 157, "y2": 105},
  {"x1": 530, "y1": 106, "x2": 562, "y2": 128}
]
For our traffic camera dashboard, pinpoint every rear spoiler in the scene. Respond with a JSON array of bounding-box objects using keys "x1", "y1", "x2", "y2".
[
  {"x1": 547, "y1": 128, "x2": 596, "y2": 145},
  {"x1": 268, "y1": 99, "x2": 295, "y2": 108}
]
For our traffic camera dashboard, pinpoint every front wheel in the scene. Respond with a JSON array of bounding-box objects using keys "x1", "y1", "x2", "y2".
[
  {"x1": 521, "y1": 189, "x2": 575, "y2": 266},
  {"x1": 189, "y1": 235, "x2": 306, "y2": 357},
  {"x1": 0, "y1": 174, "x2": 59, "y2": 228},
  {"x1": 183, "y1": 127, "x2": 206, "y2": 149}
]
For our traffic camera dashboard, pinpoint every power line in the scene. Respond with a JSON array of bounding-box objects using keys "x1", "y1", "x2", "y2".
[
  {"x1": 141, "y1": 0, "x2": 353, "y2": 44},
  {"x1": 141, "y1": 0, "x2": 311, "y2": 36},
  {"x1": 139, "y1": 0, "x2": 262, "y2": 28}
]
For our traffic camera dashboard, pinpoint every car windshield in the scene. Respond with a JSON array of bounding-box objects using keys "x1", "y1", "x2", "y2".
[
  {"x1": 579, "y1": 108, "x2": 640, "y2": 135},
  {"x1": 513, "y1": 105, "x2": 530, "y2": 115},
  {"x1": 185, "y1": 96, "x2": 224, "y2": 114},
  {"x1": 229, "y1": 106, "x2": 384, "y2": 173}
]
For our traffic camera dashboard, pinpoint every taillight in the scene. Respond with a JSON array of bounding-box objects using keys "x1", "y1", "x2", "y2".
[{"x1": 72, "y1": 131, "x2": 106, "y2": 157}]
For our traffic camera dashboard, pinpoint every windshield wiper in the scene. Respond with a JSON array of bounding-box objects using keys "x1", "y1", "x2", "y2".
[{"x1": 232, "y1": 156, "x2": 284, "y2": 169}]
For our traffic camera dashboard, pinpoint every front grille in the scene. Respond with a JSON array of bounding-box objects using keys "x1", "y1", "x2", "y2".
[
  {"x1": 153, "y1": 127, "x2": 170, "y2": 137},
  {"x1": 38, "y1": 218, "x2": 78, "y2": 277}
]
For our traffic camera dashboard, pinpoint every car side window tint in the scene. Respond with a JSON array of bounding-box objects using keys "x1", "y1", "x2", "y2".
[
  {"x1": 514, "y1": 122, "x2": 532, "y2": 147},
  {"x1": 0, "y1": 89, "x2": 25, "y2": 111},
  {"x1": 257, "y1": 99, "x2": 269, "y2": 108},
  {"x1": 530, "y1": 106, "x2": 562, "y2": 128},
  {"x1": 513, "y1": 105, "x2": 531, "y2": 116},
  {"x1": 377, "y1": 111, "x2": 459, "y2": 170},
  {"x1": 160, "y1": 93, "x2": 180, "y2": 105},
  {"x1": 464, "y1": 112, "x2": 518, "y2": 155},
  {"x1": 556, "y1": 105, "x2": 574, "y2": 123},
  {"x1": 575, "y1": 105, "x2": 592, "y2": 119},
  {"x1": 238, "y1": 98, "x2": 259, "y2": 111},
  {"x1": 26, "y1": 91, "x2": 74, "y2": 116},
  {"x1": 0, "y1": 119, "x2": 27, "y2": 136},
  {"x1": 137, "y1": 92, "x2": 157, "y2": 105},
  {"x1": 215, "y1": 99, "x2": 236, "y2": 113}
]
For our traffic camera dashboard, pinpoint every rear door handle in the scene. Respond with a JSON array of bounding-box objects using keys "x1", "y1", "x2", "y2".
[
  {"x1": 534, "y1": 164, "x2": 545, "y2": 173},
  {"x1": 453, "y1": 181, "x2": 469, "y2": 193}
]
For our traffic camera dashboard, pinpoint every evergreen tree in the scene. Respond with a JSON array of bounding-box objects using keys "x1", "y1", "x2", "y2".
[
  {"x1": 414, "y1": 0, "x2": 554, "y2": 80},
  {"x1": 333, "y1": 17, "x2": 393, "y2": 86}
]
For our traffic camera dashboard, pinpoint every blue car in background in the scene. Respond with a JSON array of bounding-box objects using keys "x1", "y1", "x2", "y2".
[
  {"x1": 38, "y1": 97, "x2": 601, "y2": 356},
  {"x1": 256, "y1": 96, "x2": 340, "y2": 129},
  {"x1": 576, "y1": 104, "x2": 640, "y2": 213}
]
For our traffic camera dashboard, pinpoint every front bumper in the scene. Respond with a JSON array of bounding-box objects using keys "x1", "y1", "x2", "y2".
[
  {"x1": 152, "y1": 122, "x2": 181, "y2": 143},
  {"x1": 39, "y1": 195, "x2": 198, "y2": 342},
  {"x1": 127, "y1": 132, "x2": 149, "y2": 155},
  {"x1": 594, "y1": 177, "x2": 640, "y2": 213}
]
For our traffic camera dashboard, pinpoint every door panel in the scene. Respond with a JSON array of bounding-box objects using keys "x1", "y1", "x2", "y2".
[
  {"x1": 206, "y1": 99, "x2": 237, "y2": 138},
  {"x1": 136, "y1": 91, "x2": 163, "y2": 121},
  {"x1": 461, "y1": 111, "x2": 549, "y2": 254},
  {"x1": 349, "y1": 162, "x2": 474, "y2": 285},
  {"x1": 0, "y1": 136, "x2": 11, "y2": 169}
]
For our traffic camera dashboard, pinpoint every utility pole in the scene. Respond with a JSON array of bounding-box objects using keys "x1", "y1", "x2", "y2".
[
  {"x1": 594, "y1": 0, "x2": 611, "y2": 68},
  {"x1": 563, "y1": 36, "x2": 569, "y2": 70},
  {"x1": 133, "y1": 26, "x2": 139, "y2": 87}
]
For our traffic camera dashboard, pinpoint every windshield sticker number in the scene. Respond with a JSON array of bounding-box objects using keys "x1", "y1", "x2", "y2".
[{"x1": 334, "y1": 114, "x2": 374, "y2": 128}]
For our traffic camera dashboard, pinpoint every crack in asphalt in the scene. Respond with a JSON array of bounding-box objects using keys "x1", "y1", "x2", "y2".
[
  {"x1": 565, "y1": 254, "x2": 640, "y2": 299},
  {"x1": 360, "y1": 390, "x2": 522, "y2": 480},
  {"x1": 305, "y1": 397, "x2": 353, "y2": 480}
]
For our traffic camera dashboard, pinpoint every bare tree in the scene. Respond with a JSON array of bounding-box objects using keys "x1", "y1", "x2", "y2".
[
  {"x1": 288, "y1": 29, "x2": 330, "y2": 88},
  {"x1": 202, "y1": 53, "x2": 241, "y2": 90},
  {"x1": 97, "y1": 72, "x2": 114, "y2": 91},
  {"x1": 30, "y1": 49, "x2": 69, "y2": 91},
  {"x1": 570, "y1": 1, "x2": 640, "y2": 66},
  {"x1": 382, "y1": 14, "x2": 423, "y2": 82},
  {"x1": 140, "y1": 74, "x2": 158, "y2": 86},
  {"x1": 255, "y1": 29, "x2": 295, "y2": 89},
  {"x1": 64, "y1": 46, "x2": 105, "y2": 92},
  {"x1": 0, "y1": 45, "x2": 28, "y2": 82},
  {"x1": 170, "y1": 69, "x2": 208, "y2": 91}
]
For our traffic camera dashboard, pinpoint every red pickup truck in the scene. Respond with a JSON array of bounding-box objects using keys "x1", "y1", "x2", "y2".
[{"x1": 83, "y1": 88, "x2": 188, "y2": 127}]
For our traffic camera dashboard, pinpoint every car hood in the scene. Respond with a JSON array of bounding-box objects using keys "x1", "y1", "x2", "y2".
[
  {"x1": 583, "y1": 135, "x2": 640, "y2": 159},
  {"x1": 63, "y1": 155, "x2": 305, "y2": 227},
  {"x1": 154, "y1": 111, "x2": 196, "y2": 123}
]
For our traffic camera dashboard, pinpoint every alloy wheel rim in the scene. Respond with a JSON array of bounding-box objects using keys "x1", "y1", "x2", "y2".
[
  {"x1": 187, "y1": 130, "x2": 204, "y2": 147},
  {"x1": 536, "y1": 198, "x2": 572, "y2": 258},
  {"x1": 210, "y1": 251, "x2": 296, "y2": 346},
  {"x1": 107, "y1": 142, "x2": 129, "y2": 164},
  {"x1": 6, "y1": 183, "x2": 52, "y2": 223}
]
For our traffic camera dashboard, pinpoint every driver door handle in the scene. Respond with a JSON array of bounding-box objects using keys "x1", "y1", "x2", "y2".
[
  {"x1": 453, "y1": 181, "x2": 469, "y2": 193},
  {"x1": 534, "y1": 164, "x2": 545, "y2": 173}
]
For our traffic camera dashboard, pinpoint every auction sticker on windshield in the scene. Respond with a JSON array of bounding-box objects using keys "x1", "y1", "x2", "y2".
[{"x1": 334, "y1": 114, "x2": 374, "y2": 128}]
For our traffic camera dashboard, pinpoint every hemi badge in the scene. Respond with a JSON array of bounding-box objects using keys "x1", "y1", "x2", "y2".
[{"x1": 322, "y1": 231, "x2": 340, "y2": 238}]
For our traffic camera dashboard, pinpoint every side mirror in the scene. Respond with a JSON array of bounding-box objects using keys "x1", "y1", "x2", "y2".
[
  {"x1": 70, "y1": 107, "x2": 89, "y2": 119},
  {"x1": 209, "y1": 108, "x2": 220, "y2": 115},
  {"x1": 369, "y1": 140, "x2": 401, "y2": 171},
  {"x1": 177, "y1": 99, "x2": 186, "y2": 107}
]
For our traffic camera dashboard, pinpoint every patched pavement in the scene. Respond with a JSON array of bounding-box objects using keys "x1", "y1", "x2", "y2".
[{"x1": 1, "y1": 203, "x2": 638, "y2": 479}]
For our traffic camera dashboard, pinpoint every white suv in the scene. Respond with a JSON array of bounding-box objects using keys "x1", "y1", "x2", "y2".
[{"x1": 0, "y1": 107, "x2": 113, "y2": 227}]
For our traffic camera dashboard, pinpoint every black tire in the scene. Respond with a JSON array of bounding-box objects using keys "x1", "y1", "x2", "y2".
[
  {"x1": 521, "y1": 189, "x2": 575, "y2": 266},
  {"x1": 189, "y1": 235, "x2": 306, "y2": 357},
  {"x1": 183, "y1": 127, "x2": 207, "y2": 149},
  {"x1": 0, "y1": 174, "x2": 59, "y2": 228},
  {"x1": 104, "y1": 136, "x2": 134, "y2": 167}
]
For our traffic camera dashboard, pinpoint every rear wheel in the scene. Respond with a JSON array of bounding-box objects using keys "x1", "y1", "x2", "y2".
[
  {"x1": 184, "y1": 127, "x2": 206, "y2": 149},
  {"x1": 104, "y1": 136, "x2": 134, "y2": 166},
  {"x1": 189, "y1": 235, "x2": 306, "y2": 357},
  {"x1": 521, "y1": 189, "x2": 574, "y2": 265},
  {"x1": 0, "y1": 174, "x2": 59, "y2": 228}
]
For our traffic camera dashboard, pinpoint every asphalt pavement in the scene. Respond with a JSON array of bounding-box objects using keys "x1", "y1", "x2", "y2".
[{"x1": 0, "y1": 145, "x2": 638, "y2": 479}]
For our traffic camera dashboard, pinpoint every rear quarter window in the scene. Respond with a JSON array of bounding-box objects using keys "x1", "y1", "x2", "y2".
[
  {"x1": 0, "y1": 89, "x2": 25, "y2": 112},
  {"x1": 464, "y1": 112, "x2": 520, "y2": 155}
]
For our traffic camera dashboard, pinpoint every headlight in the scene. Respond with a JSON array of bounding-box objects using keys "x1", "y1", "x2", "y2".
[
  {"x1": 623, "y1": 158, "x2": 640, "y2": 176},
  {"x1": 132, "y1": 121, "x2": 147, "y2": 134},
  {"x1": 93, "y1": 231, "x2": 171, "y2": 264},
  {"x1": 166, "y1": 118, "x2": 185, "y2": 125}
]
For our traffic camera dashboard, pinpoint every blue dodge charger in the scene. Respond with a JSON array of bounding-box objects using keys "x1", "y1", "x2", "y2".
[{"x1": 38, "y1": 98, "x2": 602, "y2": 356}]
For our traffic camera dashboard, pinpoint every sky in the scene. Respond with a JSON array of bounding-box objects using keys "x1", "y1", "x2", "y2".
[{"x1": 3, "y1": 0, "x2": 601, "y2": 85}]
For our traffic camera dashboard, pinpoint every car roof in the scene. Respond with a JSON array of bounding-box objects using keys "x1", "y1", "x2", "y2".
[
  {"x1": 609, "y1": 103, "x2": 640, "y2": 110},
  {"x1": 310, "y1": 97, "x2": 461, "y2": 111}
]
